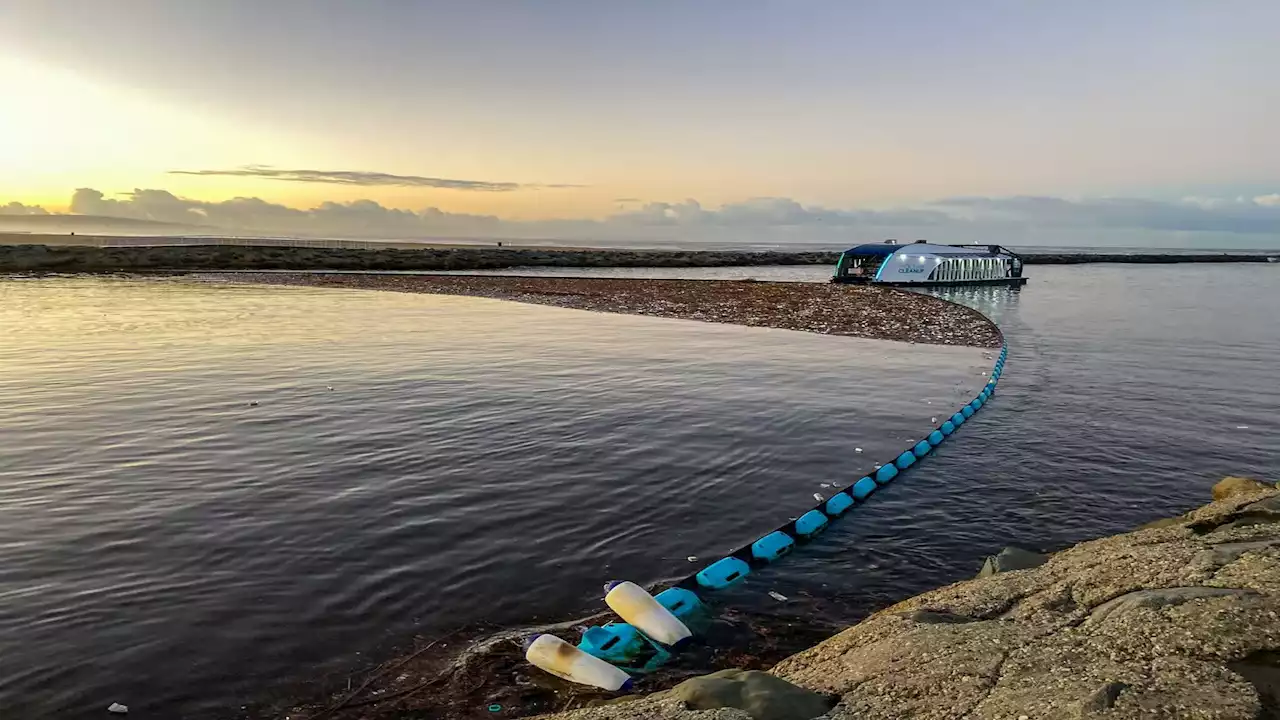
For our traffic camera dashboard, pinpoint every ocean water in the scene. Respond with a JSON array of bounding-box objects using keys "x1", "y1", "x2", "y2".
[
  {"x1": 0, "y1": 277, "x2": 988, "y2": 719},
  {"x1": 1, "y1": 264, "x2": 1277, "y2": 718}
]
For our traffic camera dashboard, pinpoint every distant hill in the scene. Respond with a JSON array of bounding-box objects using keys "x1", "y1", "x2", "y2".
[{"x1": 0, "y1": 214, "x2": 216, "y2": 236}]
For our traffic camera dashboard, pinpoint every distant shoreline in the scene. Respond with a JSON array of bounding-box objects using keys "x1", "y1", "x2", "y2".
[{"x1": 0, "y1": 241, "x2": 1276, "y2": 274}]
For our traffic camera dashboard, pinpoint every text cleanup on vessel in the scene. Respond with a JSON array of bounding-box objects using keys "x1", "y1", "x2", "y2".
[{"x1": 831, "y1": 239, "x2": 1029, "y2": 287}]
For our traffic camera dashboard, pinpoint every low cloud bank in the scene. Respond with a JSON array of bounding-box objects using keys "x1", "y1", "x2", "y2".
[{"x1": 5, "y1": 189, "x2": 1279, "y2": 248}]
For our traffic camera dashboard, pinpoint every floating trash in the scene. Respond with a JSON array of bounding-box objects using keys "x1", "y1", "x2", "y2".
[
  {"x1": 767, "y1": 591, "x2": 789, "y2": 602},
  {"x1": 854, "y1": 447, "x2": 863, "y2": 453},
  {"x1": 686, "y1": 556, "x2": 697, "y2": 563},
  {"x1": 108, "y1": 703, "x2": 128, "y2": 715},
  {"x1": 812, "y1": 493, "x2": 824, "y2": 502}
]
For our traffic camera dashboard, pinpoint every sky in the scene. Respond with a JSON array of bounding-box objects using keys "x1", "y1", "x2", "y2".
[{"x1": 1, "y1": 0, "x2": 1278, "y2": 246}]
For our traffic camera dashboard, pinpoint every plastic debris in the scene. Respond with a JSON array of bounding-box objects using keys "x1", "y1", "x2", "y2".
[
  {"x1": 813, "y1": 493, "x2": 824, "y2": 502},
  {"x1": 1237, "y1": 425, "x2": 1250, "y2": 429},
  {"x1": 488, "y1": 704, "x2": 503, "y2": 713},
  {"x1": 686, "y1": 556, "x2": 697, "y2": 563},
  {"x1": 326, "y1": 386, "x2": 334, "y2": 391},
  {"x1": 820, "y1": 483, "x2": 831, "y2": 488},
  {"x1": 108, "y1": 703, "x2": 128, "y2": 714},
  {"x1": 931, "y1": 417, "x2": 937, "y2": 423},
  {"x1": 767, "y1": 591, "x2": 789, "y2": 602},
  {"x1": 247, "y1": 401, "x2": 259, "y2": 407},
  {"x1": 854, "y1": 447, "x2": 863, "y2": 453}
]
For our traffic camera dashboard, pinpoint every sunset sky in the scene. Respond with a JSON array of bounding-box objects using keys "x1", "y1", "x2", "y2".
[{"x1": 2, "y1": 1, "x2": 1278, "y2": 244}]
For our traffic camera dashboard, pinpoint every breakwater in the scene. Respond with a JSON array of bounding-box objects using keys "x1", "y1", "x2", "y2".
[{"x1": 2, "y1": 242, "x2": 1276, "y2": 274}]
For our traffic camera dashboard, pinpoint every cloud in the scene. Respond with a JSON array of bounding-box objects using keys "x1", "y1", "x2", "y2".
[
  {"x1": 168, "y1": 165, "x2": 583, "y2": 192},
  {"x1": 14, "y1": 187, "x2": 1280, "y2": 247},
  {"x1": 933, "y1": 195, "x2": 1280, "y2": 235},
  {"x1": 0, "y1": 201, "x2": 50, "y2": 216}
]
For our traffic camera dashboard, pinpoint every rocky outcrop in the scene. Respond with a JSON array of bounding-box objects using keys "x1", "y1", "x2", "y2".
[
  {"x1": 977, "y1": 547, "x2": 1051, "y2": 578},
  {"x1": 542, "y1": 478, "x2": 1280, "y2": 719}
]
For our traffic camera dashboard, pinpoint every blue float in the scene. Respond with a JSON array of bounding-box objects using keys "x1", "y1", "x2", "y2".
[
  {"x1": 874, "y1": 464, "x2": 898, "y2": 484},
  {"x1": 961, "y1": 405, "x2": 975, "y2": 418},
  {"x1": 751, "y1": 531, "x2": 795, "y2": 562},
  {"x1": 971, "y1": 397, "x2": 984, "y2": 410},
  {"x1": 940, "y1": 420, "x2": 956, "y2": 436},
  {"x1": 824, "y1": 492, "x2": 855, "y2": 517},
  {"x1": 895, "y1": 450, "x2": 916, "y2": 469},
  {"x1": 927, "y1": 430, "x2": 944, "y2": 446},
  {"x1": 913, "y1": 440, "x2": 932, "y2": 458},
  {"x1": 696, "y1": 557, "x2": 750, "y2": 590},
  {"x1": 852, "y1": 476, "x2": 878, "y2": 498},
  {"x1": 655, "y1": 587, "x2": 704, "y2": 623},
  {"x1": 794, "y1": 509, "x2": 829, "y2": 538},
  {"x1": 979, "y1": 389, "x2": 990, "y2": 401},
  {"x1": 579, "y1": 623, "x2": 649, "y2": 665},
  {"x1": 951, "y1": 411, "x2": 966, "y2": 426}
]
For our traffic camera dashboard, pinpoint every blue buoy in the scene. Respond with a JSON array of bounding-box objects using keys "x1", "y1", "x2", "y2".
[
  {"x1": 825, "y1": 491, "x2": 854, "y2": 516},
  {"x1": 951, "y1": 411, "x2": 966, "y2": 426},
  {"x1": 751, "y1": 531, "x2": 795, "y2": 562},
  {"x1": 578, "y1": 623, "x2": 649, "y2": 664},
  {"x1": 655, "y1": 587, "x2": 704, "y2": 624},
  {"x1": 696, "y1": 557, "x2": 750, "y2": 590},
  {"x1": 961, "y1": 405, "x2": 975, "y2": 418},
  {"x1": 927, "y1": 430, "x2": 944, "y2": 446},
  {"x1": 979, "y1": 389, "x2": 990, "y2": 401},
  {"x1": 895, "y1": 450, "x2": 916, "y2": 469},
  {"x1": 794, "y1": 509, "x2": 829, "y2": 538},
  {"x1": 940, "y1": 420, "x2": 956, "y2": 436},
  {"x1": 852, "y1": 476, "x2": 878, "y2": 498},
  {"x1": 875, "y1": 464, "x2": 899, "y2": 484},
  {"x1": 971, "y1": 398, "x2": 983, "y2": 410},
  {"x1": 913, "y1": 440, "x2": 932, "y2": 458}
]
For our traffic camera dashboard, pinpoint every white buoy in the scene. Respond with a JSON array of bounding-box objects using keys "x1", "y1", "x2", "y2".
[
  {"x1": 524, "y1": 634, "x2": 632, "y2": 691},
  {"x1": 604, "y1": 581, "x2": 692, "y2": 647}
]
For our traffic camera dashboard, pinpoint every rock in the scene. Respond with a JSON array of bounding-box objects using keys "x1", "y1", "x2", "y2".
[
  {"x1": 1077, "y1": 681, "x2": 1129, "y2": 713},
  {"x1": 672, "y1": 670, "x2": 835, "y2": 720},
  {"x1": 542, "y1": 487, "x2": 1280, "y2": 720},
  {"x1": 1213, "y1": 476, "x2": 1272, "y2": 501},
  {"x1": 1086, "y1": 586, "x2": 1255, "y2": 625},
  {"x1": 976, "y1": 546, "x2": 1050, "y2": 578},
  {"x1": 1136, "y1": 514, "x2": 1186, "y2": 530}
]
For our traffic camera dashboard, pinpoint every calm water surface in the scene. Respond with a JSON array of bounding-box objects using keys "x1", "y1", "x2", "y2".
[
  {"x1": 0, "y1": 278, "x2": 986, "y2": 719},
  {"x1": 1, "y1": 264, "x2": 1277, "y2": 719}
]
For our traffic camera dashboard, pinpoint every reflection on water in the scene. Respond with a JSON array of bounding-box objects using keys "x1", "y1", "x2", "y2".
[
  {"x1": 0, "y1": 277, "x2": 988, "y2": 719},
  {"x1": 3, "y1": 265, "x2": 1276, "y2": 719}
]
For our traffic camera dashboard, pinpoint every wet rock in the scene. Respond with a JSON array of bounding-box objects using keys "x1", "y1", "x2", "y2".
[
  {"x1": 1137, "y1": 514, "x2": 1186, "y2": 530},
  {"x1": 1214, "y1": 476, "x2": 1274, "y2": 501},
  {"x1": 976, "y1": 546, "x2": 1050, "y2": 578},
  {"x1": 671, "y1": 670, "x2": 835, "y2": 720}
]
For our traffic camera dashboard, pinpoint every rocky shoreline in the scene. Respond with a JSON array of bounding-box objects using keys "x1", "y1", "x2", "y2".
[
  {"x1": 2, "y1": 242, "x2": 1276, "y2": 274},
  {"x1": 262, "y1": 478, "x2": 1279, "y2": 720},
  {"x1": 541, "y1": 476, "x2": 1280, "y2": 720},
  {"x1": 194, "y1": 272, "x2": 1004, "y2": 348}
]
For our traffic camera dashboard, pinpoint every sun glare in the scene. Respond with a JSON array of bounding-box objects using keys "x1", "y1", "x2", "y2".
[{"x1": 0, "y1": 56, "x2": 298, "y2": 200}]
